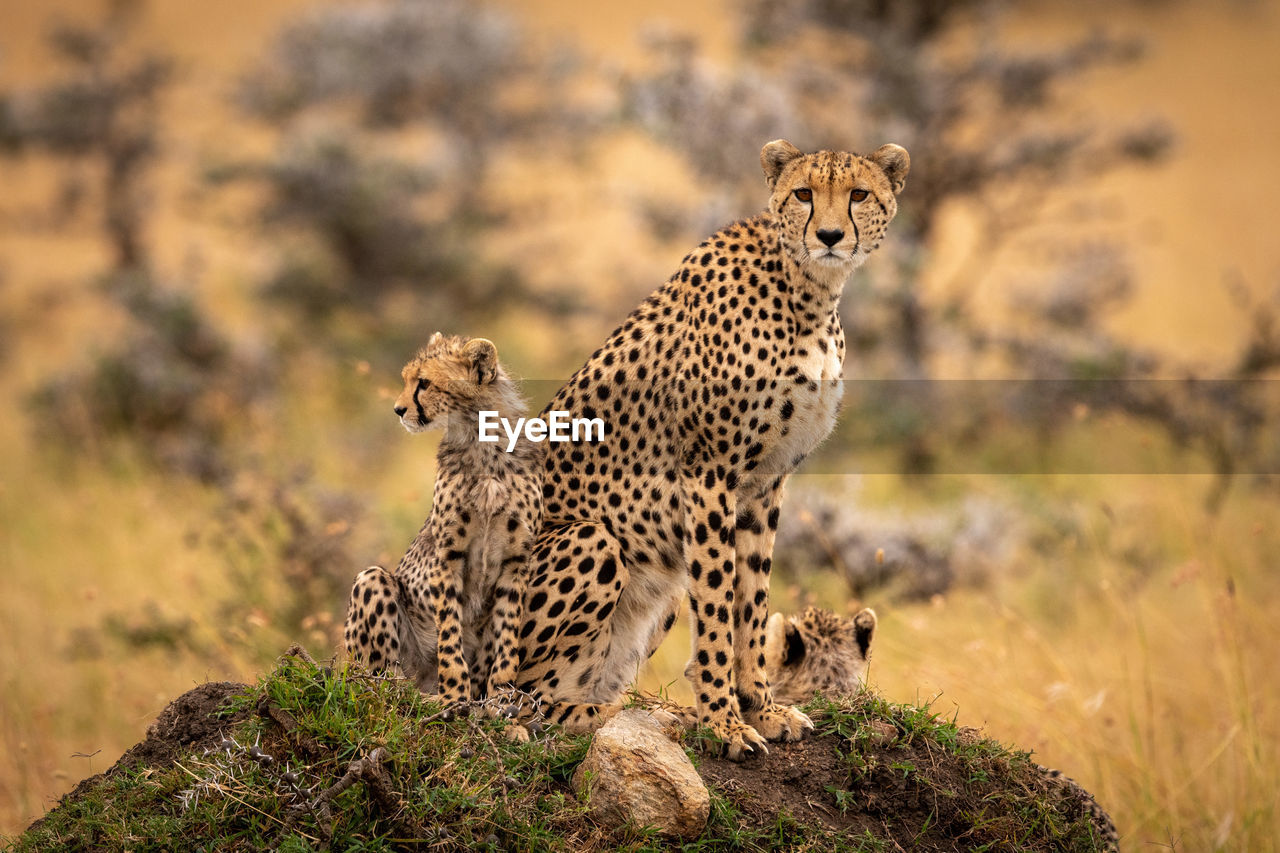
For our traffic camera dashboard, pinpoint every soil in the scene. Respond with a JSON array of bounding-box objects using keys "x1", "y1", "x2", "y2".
[
  {"x1": 699, "y1": 733, "x2": 876, "y2": 835},
  {"x1": 699, "y1": 720, "x2": 1106, "y2": 852},
  {"x1": 698, "y1": 730, "x2": 982, "y2": 851},
  {"x1": 24, "y1": 681, "x2": 250, "y2": 836},
  {"x1": 23, "y1": 682, "x2": 1108, "y2": 851}
]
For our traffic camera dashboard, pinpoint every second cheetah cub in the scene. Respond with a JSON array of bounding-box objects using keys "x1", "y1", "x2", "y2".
[{"x1": 389, "y1": 332, "x2": 542, "y2": 709}]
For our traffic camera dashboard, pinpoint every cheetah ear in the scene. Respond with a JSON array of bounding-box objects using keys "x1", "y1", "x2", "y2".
[
  {"x1": 463, "y1": 337, "x2": 498, "y2": 385},
  {"x1": 870, "y1": 144, "x2": 910, "y2": 195},
  {"x1": 761, "y1": 139, "x2": 804, "y2": 190},
  {"x1": 781, "y1": 620, "x2": 807, "y2": 666},
  {"x1": 852, "y1": 608, "x2": 877, "y2": 659},
  {"x1": 427, "y1": 331, "x2": 443, "y2": 347}
]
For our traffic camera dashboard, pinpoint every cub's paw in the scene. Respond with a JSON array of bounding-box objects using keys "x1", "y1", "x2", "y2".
[
  {"x1": 743, "y1": 704, "x2": 813, "y2": 743},
  {"x1": 694, "y1": 716, "x2": 769, "y2": 761},
  {"x1": 662, "y1": 704, "x2": 700, "y2": 730},
  {"x1": 502, "y1": 722, "x2": 531, "y2": 743},
  {"x1": 633, "y1": 697, "x2": 699, "y2": 729}
]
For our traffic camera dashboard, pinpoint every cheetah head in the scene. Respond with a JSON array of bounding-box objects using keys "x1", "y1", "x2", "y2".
[
  {"x1": 763, "y1": 605, "x2": 877, "y2": 706},
  {"x1": 761, "y1": 139, "x2": 909, "y2": 282},
  {"x1": 393, "y1": 332, "x2": 505, "y2": 433}
]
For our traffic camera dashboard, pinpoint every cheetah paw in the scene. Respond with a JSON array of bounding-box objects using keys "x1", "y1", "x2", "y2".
[
  {"x1": 662, "y1": 704, "x2": 700, "y2": 730},
  {"x1": 635, "y1": 698, "x2": 699, "y2": 729},
  {"x1": 697, "y1": 716, "x2": 769, "y2": 761},
  {"x1": 502, "y1": 722, "x2": 531, "y2": 743},
  {"x1": 744, "y1": 703, "x2": 813, "y2": 743}
]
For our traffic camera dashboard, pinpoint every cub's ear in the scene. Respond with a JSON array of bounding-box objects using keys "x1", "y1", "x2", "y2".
[
  {"x1": 781, "y1": 620, "x2": 807, "y2": 666},
  {"x1": 463, "y1": 338, "x2": 499, "y2": 385},
  {"x1": 427, "y1": 331, "x2": 443, "y2": 347},
  {"x1": 761, "y1": 139, "x2": 804, "y2": 189},
  {"x1": 870, "y1": 144, "x2": 910, "y2": 195},
  {"x1": 852, "y1": 607, "x2": 877, "y2": 659}
]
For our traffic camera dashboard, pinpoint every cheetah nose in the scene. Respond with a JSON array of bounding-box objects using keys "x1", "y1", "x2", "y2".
[
  {"x1": 394, "y1": 405, "x2": 408, "y2": 417},
  {"x1": 816, "y1": 228, "x2": 844, "y2": 247}
]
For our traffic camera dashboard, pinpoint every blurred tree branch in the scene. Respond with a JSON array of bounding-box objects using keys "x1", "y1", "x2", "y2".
[{"x1": 0, "y1": 0, "x2": 171, "y2": 272}]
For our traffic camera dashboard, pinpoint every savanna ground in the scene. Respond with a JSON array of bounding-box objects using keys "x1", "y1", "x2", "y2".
[
  {"x1": 10, "y1": 653, "x2": 1118, "y2": 852},
  {"x1": 2, "y1": 0, "x2": 1279, "y2": 850}
]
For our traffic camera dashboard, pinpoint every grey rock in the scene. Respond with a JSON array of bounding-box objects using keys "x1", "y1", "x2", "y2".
[{"x1": 571, "y1": 709, "x2": 709, "y2": 839}]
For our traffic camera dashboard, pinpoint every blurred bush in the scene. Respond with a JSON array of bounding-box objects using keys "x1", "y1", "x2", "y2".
[
  {"x1": 0, "y1": 3, "x2": 170, "y2": 271},
  {"x1": 206, "y1": 466, "x2": 367, "y2": 651},
  {"x1": 29, "y1": 268, "x2": 271, "y2": 481},
  {"x1": 0, "y1": 8, "x2": 271, "y2": 481},
  {"x1": 217, "y1": 0, "x2": 586, "y2": 339},
  {"x1": 3, "y1": 0, "x2": 1277, "y2": 613},
  {"x1": 236, "y1": 0, "x2": 537, "y2": 141},
  {"x1": 208, "y1": 130, "x2": 470, "y2": 319}
]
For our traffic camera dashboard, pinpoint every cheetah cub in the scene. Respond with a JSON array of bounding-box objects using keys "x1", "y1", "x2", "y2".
[
  {"x1": 344, "y1": 333, "x2": 542, "y2": 710},
  {"x1": 765, "y1": 606, "x2": 1118, "y2": 852},
  {"x1": 763, "y1": 606, "x2": 877, "y2": 705}
]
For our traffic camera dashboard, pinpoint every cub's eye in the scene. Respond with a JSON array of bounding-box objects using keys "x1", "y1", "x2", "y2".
[
  {"x1": 793, "y1": 188, "x2": 812, "y2": 203},
  {"x1": 851, "y1": 189, "x2": 868, "y2": 203},
  {"x1": 416, "y1": 378, "x2": 430, "y2": 392}
]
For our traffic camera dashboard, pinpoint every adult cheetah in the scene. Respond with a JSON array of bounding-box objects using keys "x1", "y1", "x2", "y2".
[
  {"x1": 513, "y1": 139, "x2": 911, "y2": 758},
  {"x1": 344, "y1": 333, "x2": 542, "y2": 708}
]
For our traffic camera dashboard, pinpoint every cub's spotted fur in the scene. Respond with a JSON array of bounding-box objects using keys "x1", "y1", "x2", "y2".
[
  {"x1": 763, "y1": 605, "x2": 877, "y2": 705},
  {"x1": 344, "y1": 334, "x2": 542, "y2": 709}
]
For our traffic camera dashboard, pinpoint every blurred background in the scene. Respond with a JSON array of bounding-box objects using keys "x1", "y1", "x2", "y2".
[{"x1": 2, "y1": 0, "x2": 1278, "y2": 847}]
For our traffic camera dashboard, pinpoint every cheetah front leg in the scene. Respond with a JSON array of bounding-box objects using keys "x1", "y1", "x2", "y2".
[
  {"x1": 479, "y1": 536, "x2": 532, "y2": 718},
  {"x1": 680, "y1": 465, "x2": 767, "y2": 760},
  {"x1": 734, "y1": 478, "x2": 812, "y2": 743},
  {"x1": 430, "y1": 537, "x2": 472, "y2": 711}
]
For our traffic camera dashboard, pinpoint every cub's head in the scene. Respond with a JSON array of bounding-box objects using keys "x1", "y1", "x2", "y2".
[
  {"x1": 761, "y1": 139, "x2": 909, "y2": 279},
  {"x1": 764, "y1": 605, "x2": 877, "y2": 705},
  {"x1": 393, "y1": 332, "x2": 506, "y2": 433}
]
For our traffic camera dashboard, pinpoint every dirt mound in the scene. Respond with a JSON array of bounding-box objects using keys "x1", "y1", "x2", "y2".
[
  {"x1": 700, "y1": 732, "x2": 876, "y2": 835},
  {"x1": 128, "y1": 681, "x2": 250, "y2": 768},
  {"x1": 25, "y1": 681, "x2": 249, "y2": 836},
  {"x1": 16, "y1": 667, "x2": 1114, "y2": 852},
  {"x1": 698, "y1": 718, "x2": 1112, "y2": 851}
]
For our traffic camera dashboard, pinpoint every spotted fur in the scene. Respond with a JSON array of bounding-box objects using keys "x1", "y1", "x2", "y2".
[
  {"x1": 505, "y1": 140, "x2": 911, "y2": 756},
  {"x1": 763, "y1": 606, "x2": 877, "y2": 705},
  {"x1": 346, "y1": 142, "x2": 910, "y2": 756},
  {"x1": 343, "y1": 333, "x2": 542, "y2": 709}
]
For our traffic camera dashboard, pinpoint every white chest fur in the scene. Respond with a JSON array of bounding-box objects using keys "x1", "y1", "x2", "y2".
[
  {"x1": 742, "y1": 337, "x2": 844, "y2": 495},
  {"x1": 787, "y1": 351, "x2": 844, "y2": 449},
  {"x1": 793, "y1": 337, "x2": 844, "y2": 384}
]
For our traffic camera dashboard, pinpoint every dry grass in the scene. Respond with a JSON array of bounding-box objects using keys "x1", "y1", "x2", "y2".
[
  {"x1": 635, "y1": 473, "x2": 1280, "y2": 852},
  {"x1": 7, "y1": 460, "x2": 1277, "y2": 849},
  {"x1": 2, "y1": 3, "x2": 1279, "y2": 848},
  {"x1": 0, "y1": 445, "x2": 257, "y2": 831}
]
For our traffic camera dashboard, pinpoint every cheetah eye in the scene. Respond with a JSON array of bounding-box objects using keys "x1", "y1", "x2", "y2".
[
  {"x1": 793, "y1": 188, "x2": 812, "y2": 203},
  {"x1": 851, "y1": 189, "x2": 868, "y2": 203},
  {"x1": 417, "y1": 377, "x2": 431, "y2": 392}
]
